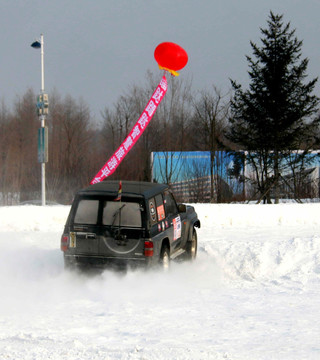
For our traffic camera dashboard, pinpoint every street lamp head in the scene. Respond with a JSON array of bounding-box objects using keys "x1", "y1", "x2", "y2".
[{"x1": 31, "y1": 40, "x2": 41, "y2": 49}]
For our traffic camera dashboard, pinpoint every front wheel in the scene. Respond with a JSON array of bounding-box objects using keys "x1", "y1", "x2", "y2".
[
  {"x1": 185, "y1": 228, "x2": 197, "y2": 260},
  {"x1": 159, "y1": 245, "x2": 170, "y2": 270}
]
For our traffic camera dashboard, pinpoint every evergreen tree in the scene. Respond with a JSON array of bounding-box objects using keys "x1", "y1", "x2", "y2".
[{"x1": 227, "y1": 12, "x2": 319, "y2": 203}]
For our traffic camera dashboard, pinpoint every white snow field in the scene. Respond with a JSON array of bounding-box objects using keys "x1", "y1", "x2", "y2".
[{"x1": 0, "y1": 203, "x2": 320, "y2": 360}]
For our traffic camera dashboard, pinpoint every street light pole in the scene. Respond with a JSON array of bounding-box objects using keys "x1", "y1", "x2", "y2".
[
  {"x1": 40, "y1": 34, "x2": 45, "y2": 93},
  {"x1": 40, "y1": 34, "x2": 46, "y2": 206},
  {"x1": 31, "y1": 34, "x2": 49, "y2": 206}
]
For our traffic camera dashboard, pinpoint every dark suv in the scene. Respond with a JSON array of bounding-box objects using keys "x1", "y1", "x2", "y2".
[{"x1": 61, "y1": 181, "x2": 200, "y2": 270}]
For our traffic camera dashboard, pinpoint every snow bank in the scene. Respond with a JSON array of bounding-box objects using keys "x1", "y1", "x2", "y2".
[
  {"x1": 0, "y1": 203, "x2": 320, "y2": 360},
  {"x1": 0, "y1": 205, "x2": 70, "y2": 232},
  {"x1": 194, "y1": 203, "x2": 320, "y2": 286},
  {"x1": 2, "y1": 202, "x2": 318, "y2": 230},
  {"x1": 195, "y1": 202, "x2": 320, "y2": 227}
]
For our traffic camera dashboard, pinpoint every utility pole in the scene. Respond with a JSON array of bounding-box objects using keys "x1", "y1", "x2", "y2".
[{"x1": 31, "y1": 34, "x2": 49, "y2": 206}]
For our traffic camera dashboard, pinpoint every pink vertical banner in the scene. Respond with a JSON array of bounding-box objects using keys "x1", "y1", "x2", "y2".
[{"x1": 91, "y1": 75, "x2": 168, "y2": 184}]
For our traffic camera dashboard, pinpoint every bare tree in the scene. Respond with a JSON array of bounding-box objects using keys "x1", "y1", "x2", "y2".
[
  {"x1": 47, "y1": 93, "x2": 94, "y2": 203},
  {"x1": 185, "y1": 159, "x2": 210, "y2": 202},
  {"x1": 11, "y1": 89, "x2": 39, "y2": 202},
  {"x1": 0, "y1": 99, "x2": 15, "y2": 204},
  {"x1": 192, "y1": 86, "x2": 230, "y2": 202},
  {"x1": 99, "y1": 72, "x2": 194, "y2": 182}
]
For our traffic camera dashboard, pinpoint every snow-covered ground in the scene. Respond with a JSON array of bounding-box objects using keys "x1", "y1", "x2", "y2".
[{"x1": 0, "y1": 203, "x2": 320, "y2": 360}]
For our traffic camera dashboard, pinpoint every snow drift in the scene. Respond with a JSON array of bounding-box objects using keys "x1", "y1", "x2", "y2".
[{"x1": 0, "y1": 203, "x2": 319, "y2": 360}]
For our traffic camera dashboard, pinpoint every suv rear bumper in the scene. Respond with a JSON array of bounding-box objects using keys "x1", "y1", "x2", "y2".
[{"x1": 64, "y1": 254, "x2": 150, "y2": 271}]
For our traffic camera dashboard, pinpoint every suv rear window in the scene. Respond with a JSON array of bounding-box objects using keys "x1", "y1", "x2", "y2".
[
  {"x1": 73, "y1": 199, "x2": 142, "y2": 227},
  {"x1": 102, "y1": 201, "x2": 142, "y2": 227},
  {"x1": 74, "y1": 199, "x2": 99, "y2": 224}
]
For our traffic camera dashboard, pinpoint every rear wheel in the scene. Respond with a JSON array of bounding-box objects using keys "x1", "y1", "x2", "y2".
[
  {"x1": 185, "y1": 228, "x2": 197, "y2": 260},
  {"x1": 159, "y1": 245, "x2": 170, "y2": 270}
]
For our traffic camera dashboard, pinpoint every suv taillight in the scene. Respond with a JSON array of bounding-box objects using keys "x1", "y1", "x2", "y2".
[
  {"x1": 144, "y1": 240, "x2": 154, "y2": 257},
  {"x1": 61, "y1": 235, "x2": 69, "y2": 252}
]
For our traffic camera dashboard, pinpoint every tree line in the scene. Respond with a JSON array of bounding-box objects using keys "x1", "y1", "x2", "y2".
[
  {"x1": 1, "y1": 11, "x2": 319, "y2": 205},
  {"x1": 0, "y1": 72, "x2": 231, "y2": 204}
]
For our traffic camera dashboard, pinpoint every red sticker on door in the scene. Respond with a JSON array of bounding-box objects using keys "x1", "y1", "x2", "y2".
[{"x1": 157, "y1": 204, "x2": 165, "y2": 221}]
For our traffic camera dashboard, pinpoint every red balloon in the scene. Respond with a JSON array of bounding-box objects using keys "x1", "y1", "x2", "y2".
[{"x1": 154, "y1": 42, "x2": 188, "y2": 74}]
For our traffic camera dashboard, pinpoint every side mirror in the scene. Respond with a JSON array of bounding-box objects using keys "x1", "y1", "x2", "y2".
[{"x1": 178, "y1": 203, "x2": 187, "y2": 213}]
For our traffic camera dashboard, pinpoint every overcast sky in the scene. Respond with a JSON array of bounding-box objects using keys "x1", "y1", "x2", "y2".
[{"x1": 1, "y1": 0, "x2": 320, "y2": 119}]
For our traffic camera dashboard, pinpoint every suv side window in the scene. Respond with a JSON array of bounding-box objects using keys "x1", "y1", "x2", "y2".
[
  {"x1": 155, "y1": 194, "x2": 165, "y2": 221},
  {"x1": 164, "y1": 190, "x2": 178, "y2": 216}
]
